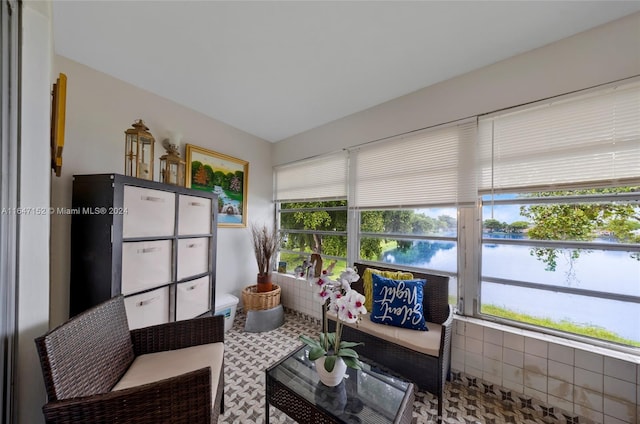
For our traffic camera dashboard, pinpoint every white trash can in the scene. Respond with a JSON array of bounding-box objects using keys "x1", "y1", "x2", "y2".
[{"x1": 214, "y1": 293, "x2": 239, "y2": 333}]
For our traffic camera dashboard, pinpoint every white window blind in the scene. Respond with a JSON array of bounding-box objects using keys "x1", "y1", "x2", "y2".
[
  {"x1": 350, "y1": 119, "x2": 477, "y2": 208},
  {"x1": 274, "y1": 151, "x2": 348, "y2": 201},
  {"x1": 479, "y1": 80, "x2": 640, "y2": 193}
]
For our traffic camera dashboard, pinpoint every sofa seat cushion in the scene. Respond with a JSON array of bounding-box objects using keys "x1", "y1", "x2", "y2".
[
  {"x1": 112, "y1": 342, "x2": 223, "y2": 404},
  {"x1": 328, "y1": 312, "x2": 441, "y2": 357}
]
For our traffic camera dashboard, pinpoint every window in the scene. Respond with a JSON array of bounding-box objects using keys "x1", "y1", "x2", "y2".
[
  {"x1": 481, "y1": 190, "x2": 640, "y2": 346},
  {"x1": 274, "y1": 77, "x2": 640, "y2": 350},
  {"x1": 349, "y1": 119, "x2": 476, "y2": 302},
  {"x1": 278, "y1": 200, "x2": 348, "y2": 275},
  {"x1": 274, "y1": 152, "x2": 348, "y2": 275},
  {"x1": 478, "y1": 79, "x2": 640, "y2": 347},
  {"x1": 358, "y1": 207, "x2": 458, "y2": 303}
]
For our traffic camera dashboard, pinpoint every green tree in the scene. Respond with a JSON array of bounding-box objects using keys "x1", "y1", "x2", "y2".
[
  {"x1": 520, "y1": 187, "x2": 640, "y2": 271},
  {"x1": 507, "y1": 221, "x2": 529, "y2": 233},
  {"x1": 281, "y1": 201, "x2": 347, "y2": 255},
  {"x1": 360, "y1": 211, "x2": 385, "y2": 260},
  {"x1": 483, "y1": 218, "x2": 504, "y2": 233}
]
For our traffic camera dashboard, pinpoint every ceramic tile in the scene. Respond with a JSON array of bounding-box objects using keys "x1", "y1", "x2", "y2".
[
  {"x1": 466, "y1": 322, "x2": 484, "y2": 340},
  {"x1": 525, "y1": 337, "x2": 548, "y2": 358},
  {"x1": 525, "y1": 352, "x2": 549, "y2": 375},
  {"x1": 603, "y1": 396, "x2": 637, "y2": 423},
  {"x1": 604, "y1": 357, "x2": 637, "y2": 384},
  {"x1": 524, "y1": 386, "x2": 548, "y2": 404},
  {"x1": 575, "y1": 386, "x2": 604, "y2": 413},
  {"x1": 453, "y1": 333, "x2": 465, "y2": 349},
  {"x1": 574, "y1": 403, "x2": 604, "y2": 424},
  {"x1": 504, "y1": 333, "x2": 525, "y2": 352},
  {"x1": 503, "y1": 347, "x2": 524, "y2": 368},
  {"x1": 576, "y1": 350, "x2": 604, "y2": 374},
  {"x1": 548, "y1": 377, "x2": 574, "y2": 402},
  {"x1": 525, "y1": 370, "x2": 548, "y2": 393},
  {"x1": 548, "y1": 394, "x2": 574, "y2": 414},
  {"x1": 484, "y1": 357, "x2": 503, "y2": 377},
  {"x1": 549, "y1": 359, "x2": 575, "y2": 384},
  {"x1": 604, "y1": 376, "x2": 636, "y2": 404},
  {"x1": 485, "y1": 341, "x2": 503, "y2": 361},
  {"x1": 502, "y1": 378, "x2": 524, "y2": 395},
  {"x1": 575, "y1": 367, "x2": 604, "y2": 393},
  {"x1": 485, "y1": 327, "x2": 504, "y2": 346},
  {"x1": 549, "y1": 343, "x2": 574, "y2": 366},
  {"x1": 503, "y1": 363, "x2": 524, "y2": 385},
  {"x1": 466, "y1": 336, "x2": 483, "y2": 354},
  {"x1": 603, "y1": 414, "x2": 631, "y2": 424}
]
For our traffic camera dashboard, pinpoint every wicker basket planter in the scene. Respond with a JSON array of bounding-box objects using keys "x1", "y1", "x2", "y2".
[{"x1": 242, "y1": 284, "x2": 281, "y2": 311}]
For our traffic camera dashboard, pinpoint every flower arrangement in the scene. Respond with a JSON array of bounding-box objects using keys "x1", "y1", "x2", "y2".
[{"x1": 299, "y1": 266, "x2": 367, "y2": 373}]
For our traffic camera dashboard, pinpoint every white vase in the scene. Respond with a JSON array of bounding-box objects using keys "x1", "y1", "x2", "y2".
[{"x1": 314, "y1": 356, "x2": 347, "y2": 387}]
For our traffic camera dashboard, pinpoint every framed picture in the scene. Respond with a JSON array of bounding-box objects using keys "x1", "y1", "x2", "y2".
[
  {"x1": 50, "y1": 73, "x2": 67, "y2": 177},
  {"x1": 186, "y1": 144, "x2": 248, "y2": 227}
]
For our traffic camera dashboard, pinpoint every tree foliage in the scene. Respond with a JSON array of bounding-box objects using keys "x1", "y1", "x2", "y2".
[
  {"x1": 520, "y1": 187, "x2": 640, "y2": 271},
  {"x1": 281, "y1": 203, "x2": 457, "y2": 263}
]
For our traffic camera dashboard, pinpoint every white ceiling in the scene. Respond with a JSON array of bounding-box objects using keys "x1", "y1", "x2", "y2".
[{"x1": 52, "y1": 1, "x2": 640, "y2": 142}]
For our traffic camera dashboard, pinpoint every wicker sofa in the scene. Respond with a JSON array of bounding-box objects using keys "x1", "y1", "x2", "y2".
[
  {"x1": 326, "y1": 262, "x2": 453, "y2": 422},
  {"x1": 35, "y1": 295, "x2": 224, "y2": 424}
]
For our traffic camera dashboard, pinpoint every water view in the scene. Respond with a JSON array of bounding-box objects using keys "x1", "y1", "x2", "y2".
[{"x1": 381, "y1": 240, "x2": 640, "y2": 343}]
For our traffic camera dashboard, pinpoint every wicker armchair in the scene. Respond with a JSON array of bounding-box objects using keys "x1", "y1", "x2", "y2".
[{"x1": 35, "y1": 295, "x2": 224, "y2": 424}]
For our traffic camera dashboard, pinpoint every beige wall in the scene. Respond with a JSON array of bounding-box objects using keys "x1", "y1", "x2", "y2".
[
  {"x1": 19, "y1": 2, "x2": 53, "y2": 423},
  {"x1": 273, "y1": 12, "x2": 640, "y2": 165},
  {"x1": 50, "y1": 56, "x2": 274, "y2": 328}
]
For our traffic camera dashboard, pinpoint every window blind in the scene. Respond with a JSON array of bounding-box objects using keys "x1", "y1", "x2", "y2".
[
  {"x1": 478, "y1": 80, "x2": 640, "y2": 193},
  {"x1": 274, "y1": 151, "x2": 348, "y2": 201},
  {"x1": 350, "y1": 119, "x2": 477, "y2": 208}
]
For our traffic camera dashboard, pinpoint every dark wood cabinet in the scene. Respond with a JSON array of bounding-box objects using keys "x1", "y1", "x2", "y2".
[{"x1": 70, "y1": 173, "x2": 218, "y2": 329}]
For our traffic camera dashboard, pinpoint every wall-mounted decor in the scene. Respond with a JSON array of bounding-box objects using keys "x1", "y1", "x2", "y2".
[
  {"x1": 50, "y1": 73, "x2": 67, "y2": 177},
  {"x1": 186, "y1": 144, "x2": 248, "y2": 227},
  {"x1": 124, "y1": 119, "x2": 155, "y2": 181}
]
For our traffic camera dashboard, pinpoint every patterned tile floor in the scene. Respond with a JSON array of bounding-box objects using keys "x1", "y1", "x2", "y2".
[{"x1": 221, "y1": 311, "x2": 588, "y2": 424}]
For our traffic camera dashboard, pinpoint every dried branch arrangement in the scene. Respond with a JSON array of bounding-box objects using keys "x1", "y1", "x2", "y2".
[{"x1": 250, "y1": 222, "x2": 280, "y2": 276}]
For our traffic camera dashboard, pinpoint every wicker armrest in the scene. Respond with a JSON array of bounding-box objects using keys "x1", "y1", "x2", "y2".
[
  {"x1": 42, "y1": 367, "x2": 212, "y2": 424},
  {"x1": 131, "y1": 315, "x2": 224, "y2": 356}
]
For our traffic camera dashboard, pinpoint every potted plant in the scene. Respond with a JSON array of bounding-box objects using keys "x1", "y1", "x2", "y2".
[
  {"x1": 299, "y1": 267, "x2": 366, "y2": 386},
  {"x1": 250, "y1": 222, "x2": 280, "y2": 292}
]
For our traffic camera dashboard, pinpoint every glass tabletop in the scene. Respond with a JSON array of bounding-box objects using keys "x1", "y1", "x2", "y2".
[{"x1": 267, "y1": 345, "x2": 412, "y2": 424}]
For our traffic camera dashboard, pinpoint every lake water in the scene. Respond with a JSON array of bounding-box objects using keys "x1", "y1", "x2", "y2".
[{"x1": 382, "y1": 241, "x2": 640, "y2": 343}]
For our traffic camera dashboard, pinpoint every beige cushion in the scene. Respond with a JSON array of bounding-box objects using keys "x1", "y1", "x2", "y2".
[
  {"x1": 328, "y1": 312, "x2": 442, "y2": 357},
  {"x1": 112, "y1": 343, "x2": 223, "y2": 405}
]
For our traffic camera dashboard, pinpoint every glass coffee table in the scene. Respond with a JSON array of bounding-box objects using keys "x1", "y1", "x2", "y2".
[{"x1": 265, "y1": 344, "x2": 414, "y2": 424}]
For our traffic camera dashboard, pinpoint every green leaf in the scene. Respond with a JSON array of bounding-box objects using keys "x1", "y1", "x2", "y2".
[
  {"x1": 323, "y1": 355, "x2": 337, "y2": 372},
  {"x1": 308, "y1": 347, "x2": 326, "y2": 361},
  {"x1": 299, "y1": 335, "x2": 321, "y2": 350},
  {"x1": 342, "y1": 357, "x2": 363, "y2": 370},
  {"x1": 338, "y1": 341, "x2": 363, "y2": 349},
  {"x1": 337, "y1": 348, "x2": 359, "y2": 358}
]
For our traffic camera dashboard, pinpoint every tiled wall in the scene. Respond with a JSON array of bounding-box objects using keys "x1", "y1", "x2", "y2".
[
  {"x1": 275, "y1": 273, "x2": 324, "y2": 321},
  {"x1": 452, "y1": 319, "x2": 639, "y2": 424}
]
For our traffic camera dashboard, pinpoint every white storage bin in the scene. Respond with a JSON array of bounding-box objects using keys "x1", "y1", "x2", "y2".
[{"x1": 214, "y1": 294, "x2": 239, "y2": 333}]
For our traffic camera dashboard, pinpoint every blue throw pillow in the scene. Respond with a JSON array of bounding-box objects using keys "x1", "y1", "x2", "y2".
[{"x1": 370, "y1": 273, "x2": 428, "y2": 331}]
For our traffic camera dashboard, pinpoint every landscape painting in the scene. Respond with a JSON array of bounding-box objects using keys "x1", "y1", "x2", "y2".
[{"x1": 186, "y1": 144, "x2": 248, "y2": 227}]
